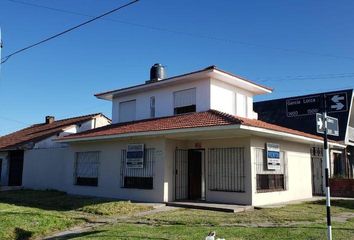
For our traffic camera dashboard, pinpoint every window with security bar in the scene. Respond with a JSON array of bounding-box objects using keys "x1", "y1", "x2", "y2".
[
  {"x1": 208, "y1": 147, "x2": 245, "y2": 192},
  {"x1": 74, "y1": 151, "x2": 100, "y2": 186},
  {"x1": 254, "y1": 148, "x2": 288, "y2": 192},
  {"x1": 120, "y1": 148, "x2": 155, "y2": 189}
]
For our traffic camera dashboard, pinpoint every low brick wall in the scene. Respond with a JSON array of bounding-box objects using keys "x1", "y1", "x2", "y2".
[{"x1": 329, "y1": 178, "x2": 354, "y2": 198}]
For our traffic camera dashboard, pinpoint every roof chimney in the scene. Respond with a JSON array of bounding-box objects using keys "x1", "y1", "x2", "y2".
[
  {"x1": 146, "y1": 63, "x2": 166, "y2": 84},
  {"x1": 45, "y1": 116, "x2": 55, "y2": 124}
]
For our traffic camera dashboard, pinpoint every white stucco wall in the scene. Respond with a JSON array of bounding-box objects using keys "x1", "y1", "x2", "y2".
[
  {"x1": 23, "y1": 138, "x2": 167, "y2": 202},
  {"x1": 210, "y1": 79, "x2": 257, "y2": 119},
  {"x1": 250, "y1": 137, "x2": 313, "y2": 206},
  {"x1": 66, "y1": 138, "x2": 166, "y2": 202},
  {"x1": 111, "y1": 79, "x2": 211, "y2": 123},
  {"x1": 23, "y1": 148, "x2": 72, "y2": 191}
]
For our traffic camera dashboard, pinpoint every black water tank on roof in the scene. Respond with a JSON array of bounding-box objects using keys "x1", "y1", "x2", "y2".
[{"x1": 149, "y1": 63, "x2": 166, "y2": 81}]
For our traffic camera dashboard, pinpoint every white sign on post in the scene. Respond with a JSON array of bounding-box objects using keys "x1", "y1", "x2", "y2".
[
  {"x1": 126, "y1": 144, "x2": 144, "y2": 169},
  {"x1": 266, "y1": 143, "x2": 281, "y2": 170}
]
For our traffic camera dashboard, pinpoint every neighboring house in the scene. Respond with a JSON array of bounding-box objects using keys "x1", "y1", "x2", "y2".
[
  {"x1": 53, "y1": 64, "x2": 344, "y2": 206},
  {"x1": 254, "y1": 89, "x2": 354, "y2": 195},
  {"x1": 0, "y1": 113, "x2": 111, "y2": 189}
]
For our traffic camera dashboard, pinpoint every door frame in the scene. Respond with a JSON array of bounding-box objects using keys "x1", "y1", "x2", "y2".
[{"x1": 174, "y1": 148, "x2": 206, "y2": 201}]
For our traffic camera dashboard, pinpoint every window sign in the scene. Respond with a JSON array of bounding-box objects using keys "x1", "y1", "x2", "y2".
[
  {"x1": 126, "y1": 144, "x2": 144, "y2": 168},
  {"x1": 266, "y1": 143, "x2": 281, "y2": 170}
]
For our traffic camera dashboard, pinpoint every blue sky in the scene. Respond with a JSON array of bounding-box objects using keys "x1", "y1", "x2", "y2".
[{"x1": 0, "y1": 0, "x2": 354, "y2": 135}]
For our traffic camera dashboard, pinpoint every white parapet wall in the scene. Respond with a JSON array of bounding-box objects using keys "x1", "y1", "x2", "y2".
[{"x1": 22, "y1": 148, "x2": 73, "y2": 191}]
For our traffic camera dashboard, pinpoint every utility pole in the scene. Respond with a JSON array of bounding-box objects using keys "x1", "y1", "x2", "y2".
[{"x1": 322, "y1": 96, "x2": 332, "y2": 240}]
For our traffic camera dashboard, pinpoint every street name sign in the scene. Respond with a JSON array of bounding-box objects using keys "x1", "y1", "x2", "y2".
[
  {"x1": 286, "y1": 95, "x2": 322, "y2": 117},
  {"x1": 286, "y1": 92, "x2": 348, "y2": 117},
  {"x1": 316, "y1": 113, "x2": 339, "y2": 136}
]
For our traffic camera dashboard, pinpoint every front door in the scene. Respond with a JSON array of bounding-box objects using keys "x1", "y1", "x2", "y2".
[
  {"x1": 8, "y1": 150, "x2": 24, "y2": 186},
  {"x1": 188, "y1": 150, "x2": 202, "y2": 200}
]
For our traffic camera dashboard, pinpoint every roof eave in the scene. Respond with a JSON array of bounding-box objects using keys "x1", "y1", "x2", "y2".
[
  {"x1": 56, "y1": 123, "x2": 344, "y2": 148},
  {"x1": 94, "y1": 67, "x2": 273, "y2": 100}
]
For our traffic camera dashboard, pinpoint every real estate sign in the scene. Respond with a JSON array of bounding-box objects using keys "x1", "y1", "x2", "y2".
[
  {"x1": 266, "y1": 143, "x2": 281, "y2": 170},
  {"x1": 126, "y1": 144, "x2": 144, "y2": 168}
]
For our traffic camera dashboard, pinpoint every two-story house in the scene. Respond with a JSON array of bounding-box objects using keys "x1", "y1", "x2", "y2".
[{"x1": 51, "y1": 64, "x2": 344, "y2": 206}]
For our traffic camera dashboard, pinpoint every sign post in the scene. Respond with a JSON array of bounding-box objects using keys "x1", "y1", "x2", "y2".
[
  {"x1": 322, "y1": 101, "x2": 332, "y2": 240},
  {"x1": 286, "y1": 92, "x2": 347, "y2": 240}
]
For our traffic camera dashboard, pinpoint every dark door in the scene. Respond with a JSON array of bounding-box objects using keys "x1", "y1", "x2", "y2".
[
  {"x1": 0, "y1": 158, "x2": 2, "y2": 181},
  {"x1": 8, "y1": 150, "x2": 24, "y2": 186},
  {"x1": 188, "y1": 150, "x2": 202, "y2": 200}
]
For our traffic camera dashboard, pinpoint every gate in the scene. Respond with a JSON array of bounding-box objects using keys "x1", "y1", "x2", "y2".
[
  {"x1": 174, "y1": 149, "x2": 188, "y2": 200},
  {"x1": 311, "y1": 147, "x2": 324, "y2": 195},
  {"x1": 312, "y1": 156, "x2": 323, "y2": 195}
]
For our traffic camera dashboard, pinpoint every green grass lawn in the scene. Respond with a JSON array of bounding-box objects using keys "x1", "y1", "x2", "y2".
[
  {"x1": 71, "y1": 199, "x2": 354, "y2": 240},
  {"x1": 0, "y1": 190, "x2": 152, "y2": 240},
  {"x1": 0, "y1": 190, "x2": 353, "y2": 240}
]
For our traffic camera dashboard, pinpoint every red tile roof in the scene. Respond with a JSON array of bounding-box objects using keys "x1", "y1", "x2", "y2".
[
  {"x1": 0, "y1": 113, "x2": 106, "y2": 150},
  {"x1": 60, "y1": 110, "x2": 325, "y2": 142}
]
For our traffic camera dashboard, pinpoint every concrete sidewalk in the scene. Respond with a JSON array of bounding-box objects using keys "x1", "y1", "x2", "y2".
[{"x1": 166, "y1": 201, "x2": 253, "y2": 213}]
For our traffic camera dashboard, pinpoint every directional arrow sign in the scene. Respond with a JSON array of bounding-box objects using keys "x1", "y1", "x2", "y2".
[
  {"x1": 316, "y1": 113, "x2": 339, "y2": 136},
  {"x1": 326, "y1": 92, "x2": 348, "y2": 113}
]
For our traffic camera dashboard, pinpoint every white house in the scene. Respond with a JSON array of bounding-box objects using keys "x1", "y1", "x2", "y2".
[
  {"x1": 50, "y1": 64, "x2": 344, "y2": 206},
  {"x1": 0, "y1": 113, "x2": 110, "y2": 189}
]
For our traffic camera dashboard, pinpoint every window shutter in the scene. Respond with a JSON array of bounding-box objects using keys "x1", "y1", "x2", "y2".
[
  {"x1": 173, "y1": 88, "x2": 196, "y2": 108},
  {"x1": 119, "y1": 100, "x2": 136, "y2": 122},
  {"x1": 76, "y1": 152, "x2": 99, "y2": 178}
]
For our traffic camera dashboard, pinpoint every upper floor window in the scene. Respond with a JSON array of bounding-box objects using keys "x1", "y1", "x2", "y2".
[
  {"x1": 119, "y1": 100, "x2": 136, "y2": 122},
  {"x1": 173, "y1": 88, "x2": 196, "y2": 115},
  {"x1": 150, "y1": 96, "x2": 155, "y2": 118}
]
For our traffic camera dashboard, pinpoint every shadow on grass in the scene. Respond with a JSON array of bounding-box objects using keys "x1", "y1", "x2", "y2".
[
  {"x1": 44, "y1": 230, "x2": 105, "y2": 240},
  {"x1": 46, "y1": 230, "x2": 170, "y2": 240},
  {"x1": 0, "y1": 189, "x2": 116, "y2": 212},
  {"x1": 311, "y1": 199, "x2": 354, "y2": 210},
  {"x1": 14, "y1": 227, "x2": 32, "y2": 240}
]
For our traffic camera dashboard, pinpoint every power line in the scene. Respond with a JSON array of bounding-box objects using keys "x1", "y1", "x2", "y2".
[
  {"x1": 5, "y1": 0, "x2": 354, "y2": 62},
  {"x1": 257, "y1": 73, "x2": 354, "y2": 83},
  {"x1": 1, "y1": 0, "x2": 139, "y2": 64}
]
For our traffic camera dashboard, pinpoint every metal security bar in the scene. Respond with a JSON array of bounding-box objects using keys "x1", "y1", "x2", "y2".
[
  {"x1": 74, "y1": 151, "x2": 100, "y2": 186},
  {"x1": 208, "y1": 147, "x2": 245, "y2": 192},
  {"x1": 120, "y1": 148, "x2": 155, "y2": 189},
  {"x1": 175, "y1": 149, "x2": 189, "y2": 200},
  {"x1": 254, "y1": 148, "x2": 288, "y2": 191}
]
